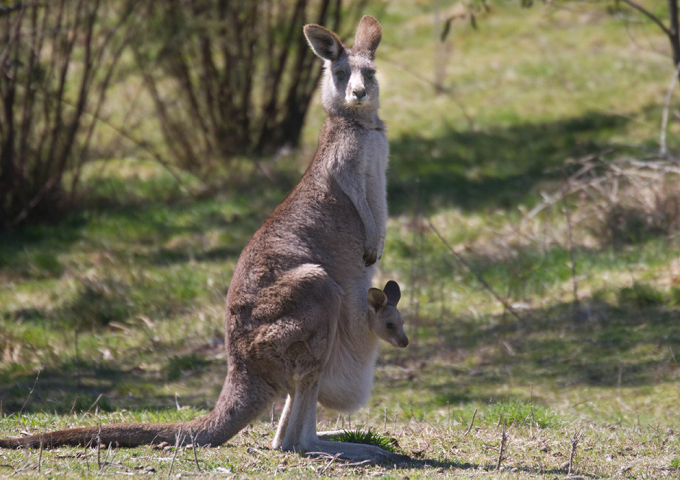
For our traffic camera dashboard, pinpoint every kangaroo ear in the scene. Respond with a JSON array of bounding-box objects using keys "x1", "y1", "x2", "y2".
[
  {"x1": 352, "y1": 15, "x2": 382, "y2": 59},
  {"x1": 367, "y1": 288, "x2": 388, "y2": 312},
  {"x1": 304, "y1": 24, "x2": 343, "y2": 61},
  {"x1": 383, "y1": 280, "x2": 401, "y2": 306}
]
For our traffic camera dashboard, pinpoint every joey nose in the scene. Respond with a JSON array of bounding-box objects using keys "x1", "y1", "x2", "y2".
[{"x1": 353, "y1": 88, "x2": 367, "y2": 101}]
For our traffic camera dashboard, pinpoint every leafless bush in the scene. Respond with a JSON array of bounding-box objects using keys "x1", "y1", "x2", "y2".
[
  {"x1": 510, "y1": 153, "x2": 680, "y2": 248},
  {"x1": 131, "y1": 0, "x2": 367, "y2": 173},
  {"x1": 0, "y1": 0, "x2": 139, "y2": 232}
]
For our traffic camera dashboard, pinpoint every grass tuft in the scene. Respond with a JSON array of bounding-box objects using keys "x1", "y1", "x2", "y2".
[
  {"x1": 484, "y1": 401, "x2": 564, "y2": 428},
  {"x1": 330, "y1": 428, "x2": 396, "y2": 453}
]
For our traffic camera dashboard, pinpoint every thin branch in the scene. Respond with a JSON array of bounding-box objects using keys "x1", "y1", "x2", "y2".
[
  {"x1": 189, "y1": 427, "x2": 201, "y2": 473},
  {"x1": 563, "y1": 198, "x2": 580, "y2": 310},
  {"x1": 620, "y1": 0, "x2": 672, "y2": 37},
  {"x1": 0, "y1": 3, "x2": 25, "y2": 75},
  {"x1": 661, "y1": 62, "x2": 680, "y2": 154},
  {"x1": 0, "y1": 2, "x2": 24, "y2": 18},
  {"x1": 464, "y1": 408, "x2": 477, "y2": 436},
  {"x1": 567, "y1": 429, "x2": 583, "y2": 476},
  {"x1": 496, "y1": 420, "x2": 508, "y2": 471},
  {"x1": 17, "y1": 369, "x2": 41, "y2": 418},
  {"x1": 427, "y1": 219, "x2": 530, "y2": 324},
  {"x1": 168, "y1": 424, "x2": 184, "y2": 478}
]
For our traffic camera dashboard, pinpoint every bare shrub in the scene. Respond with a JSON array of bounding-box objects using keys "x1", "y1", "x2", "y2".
[
  {"x1": 0, "y1": 0, "x2": 139, "y2": 232},
  {"x1": 506, "y1": 154, "x2": 680, "y2": 250},
  {"x1": 131, "y1": 0, "x2": 367, "y2": 173},
  {"x1": 600, "y1": 183, "x2": 680, "y2": 246}
]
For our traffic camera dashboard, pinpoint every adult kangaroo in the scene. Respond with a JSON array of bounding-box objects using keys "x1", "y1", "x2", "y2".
[{"x1": 0, "y1": 15, "x2": 403, "y2": 463}]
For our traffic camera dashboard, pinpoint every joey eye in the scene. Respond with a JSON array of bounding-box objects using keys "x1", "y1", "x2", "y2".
[
  {"x1": 365, "y1": 70, "x2": 375, "y2": 79},
  {"x1": 386, "y1": 323, "x2": 395, "y2": 330},
  {"x1": 335, "y1": 71, "x2": 346, "y2": 81}
]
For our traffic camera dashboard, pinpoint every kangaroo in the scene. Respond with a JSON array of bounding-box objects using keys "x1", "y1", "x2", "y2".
[
  {"x1": 0, "y1": 15, "x2": 401, "y2": 463},
  {"x1": 367, "y1": 281, "x2": 409, "y2": 349}
]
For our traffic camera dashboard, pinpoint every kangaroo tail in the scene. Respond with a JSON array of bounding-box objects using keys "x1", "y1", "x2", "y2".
[
  {"x1": 0, "y1": 368, "x2": 278, "y2": 449},
  {"x1": 0, "y1": 422, "x2": 182, "y2": 449}
]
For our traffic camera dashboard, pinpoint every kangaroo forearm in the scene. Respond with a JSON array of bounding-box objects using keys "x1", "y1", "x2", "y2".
[{"x1": 334, "y1": 171, "x2": 378, "y2": 244}]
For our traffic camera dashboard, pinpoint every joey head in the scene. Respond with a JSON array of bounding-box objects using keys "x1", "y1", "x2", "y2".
[{"x1": 367, "y1": 280, "x2": 409, "y2": 349}]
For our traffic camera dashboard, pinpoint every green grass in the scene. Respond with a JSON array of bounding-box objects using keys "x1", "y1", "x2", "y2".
[
  {"x1": 484, "y1": 401, "x2": 564, "y2": 429},
  {"x1": 330, "y1": 429, "x2": 397, "y2": 453},
  {"x1": 2, "y1": 0, "x2": 680, "y2": 477}
]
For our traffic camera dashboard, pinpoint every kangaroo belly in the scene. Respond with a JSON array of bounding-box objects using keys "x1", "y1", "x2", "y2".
[{"x1": 317, "y1": 338, "x2": 379, "y2": 412}]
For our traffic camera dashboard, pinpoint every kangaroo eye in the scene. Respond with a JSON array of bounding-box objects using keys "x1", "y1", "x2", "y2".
[
  {"x1": 335, "y1": 70, "x2": 346, "y2": 80},
  {"x1": 365, "y1": 70, "x2": 375, "y2": 79},
  {"x1": 386, "y1": 323, "x2": 395, "y2": 330}
]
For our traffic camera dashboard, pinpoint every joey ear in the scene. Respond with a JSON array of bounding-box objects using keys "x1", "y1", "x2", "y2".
[
  {"x1": 367, "y1": 288, "x2": 388, "y2": 312},
  {"x1": 352, "y1": 15, "x2": 382, "y2": 59},
  {"x1": 383, "y1": 280, "x2": 401, "y2": 306},
  {"x1": 303, "y1": 24, "x2": 343, "y2": 61}
]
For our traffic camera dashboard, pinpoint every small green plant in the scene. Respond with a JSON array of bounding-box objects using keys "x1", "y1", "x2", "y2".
[
  {"x1": 485, "y1": 400, "x2": 564, "y2": 428},
  {"x1": 670, "y1": 457, "x2": 680, "y2": 469},
  {"x1": 330, "y1": 429, "x2": 396, "y2": 453}
]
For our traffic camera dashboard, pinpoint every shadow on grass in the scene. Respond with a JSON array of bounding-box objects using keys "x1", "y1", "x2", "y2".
[
  {"x1": 401, "y1": 459, "x2": 591, "y2": 478},
  {"x1": 388, "y1": 111, "x2": 630, "y2": 215},
  {"x1": 0, "y1": 168, "x2": 294, "y2": 281},
  {"x1": 400, "y1": 299, "x2": 680, "y2": 410},
  {"x1": 0, "y1": 353, "x2": 227, "y2": 414}
]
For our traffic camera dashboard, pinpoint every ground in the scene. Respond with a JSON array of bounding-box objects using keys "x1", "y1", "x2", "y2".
[{"x1": 1, "y1": 0, "x2": 680, "y2": 478}]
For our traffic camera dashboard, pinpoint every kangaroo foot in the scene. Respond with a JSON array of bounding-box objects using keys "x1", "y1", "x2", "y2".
[{"x1": 288, "y1": 438, "x2": 410, "y2": 464}]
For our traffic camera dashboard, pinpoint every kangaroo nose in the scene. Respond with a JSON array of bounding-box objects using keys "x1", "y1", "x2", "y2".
[
  {"x1": 353, "y1": 89, "x2": 366, "y2": 101},
  {"x1": 400, "y1": 337, "x2": 409, "y2": 348}
]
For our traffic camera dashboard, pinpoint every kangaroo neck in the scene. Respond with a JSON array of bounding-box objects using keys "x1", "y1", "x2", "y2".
[{"x1": 325, "y1": 108, "x2": 383, "y2": 131}]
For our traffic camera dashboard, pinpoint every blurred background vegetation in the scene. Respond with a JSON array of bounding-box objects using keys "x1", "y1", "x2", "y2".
[{"x1": 0, "y1": 0, "x2": 679, "y2": 431}]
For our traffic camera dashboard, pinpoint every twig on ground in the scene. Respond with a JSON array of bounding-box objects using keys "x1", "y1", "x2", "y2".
[
  {"x1": 319, "y1": 453, "x2": 342, "y2": 475},
  {"x1": 97, "y1": 426, "x2": 102, "y2": 471},
  {"x1": 189, "y1": 427, "x2": 201, "y2": 473},
  {"x1": 670, "y1": 347, "x2": 679, "y2": 367},
  {"x1": 568, "y1": 428, "x2": 583, "y2": 476},
  {"x1": 384, "y1": 407, "x2": 388, "y2": 432},
  {"x1": 464, "y1": 408, "x2": 478, "y2": 436},
  {"x1": 496, "y1": 420, "x2": 508, "y2": 471},
  {"x1": 336, "y1": 459, "x2": 374, "y2": 468},
  {"x1": 168, "y1": 425, "x2": 184, "y2": 478},
  {"x1": 38, "y1": 439, "x2": 42, "y2": 475}
]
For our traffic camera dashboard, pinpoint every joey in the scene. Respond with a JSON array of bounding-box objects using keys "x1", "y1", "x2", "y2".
[{"x1": 367, "y1": 280, "x2": 409, "y2": 349}]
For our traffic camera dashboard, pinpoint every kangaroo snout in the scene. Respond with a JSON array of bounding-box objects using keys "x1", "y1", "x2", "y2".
[{"x1": 353, "y1": 88, "x2": 367, "y2": 101}]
